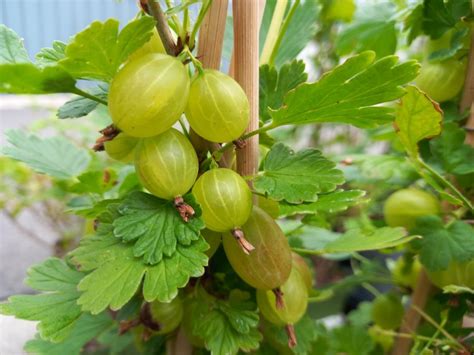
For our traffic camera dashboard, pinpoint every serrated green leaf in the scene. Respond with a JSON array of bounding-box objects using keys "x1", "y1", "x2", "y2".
[
  {"x1": 412, "y1": 216, "x2": 474, "y2": 272},
  {"x1": 262, "y1": 316, "x2": 318, "y2": 355},
  {"x1": 422, "y1": 0, "x2": 470, "y2": 39},
  {"x1": 404, "y1": 4, "x2": 424, "y2": 44},
  {"x1": 254, "y1": 143, "x2": 344, "y2": 204},
  {"x1": 347, "y1": 154, "x2": 416, "y2": 181},
  {"x1": 270, "y1": 52, "x2": 420, "y2": 129},
  {"x1": 259, "y1": 60, "x2": 307, "y2": 122},
  {"x1": 68, "y1": 169, "x2": 118, "y2": 194},
  {"x1": 428, "y1": 28, "x2": 469, "y2": 62},
  {"x1": 35, "y1": 41, "x2": 66, "y2": 67},
  {"x1": 0, "y1": 258, "x2": 84, "y2": 342},
  {"x1": 330, "y1": 325, "x2": 375, "y2": 355},
  {"x1": 294, "y1": 226, "x2": 416, "y2": 255},
  {"x1": 0, "y1": 25, "x2": 30, "y2": 64},
  {"x1": 189, "y1": 288, "x2": 262, "y2": 355},
  {"x1": 336, "y1": 13, "x2": 397, "y2": 58},
  {"x1": 272, "y1": 0, "x2": 319, "y2": 67},
  {"x1": 279, "y1": 190, "x2": 366, "y2": 217},
  {"x1": 57, "y1": 85, "x2": 108, "y2": 119},
  {"x1": 24, "y1": 313, "x2": 112, "y2": 355},
  {"x1": 430, "y1": 122, "x2": 474, "y2": 175},
  {"x1": 2, "y1": 129, "x2": 91, "y2": 179},
  {"x1": 113, "y1": 191, "x2": 205, "y2": 264},
  {"x1": 66, "y1": 198, "x2": 121, "y2": 218},
  {"x1": 59, "y1": 17, "x2": 156, "y2": 81},
  {"x1": 395, "y1": 85, "x2": 442, "y2": 159},
  {"x1": 0, "y1": 63, "x2": 76, "y2": 94},
  {"x1": 70, "y1": 234, "x2": 208, "y2": 314}
]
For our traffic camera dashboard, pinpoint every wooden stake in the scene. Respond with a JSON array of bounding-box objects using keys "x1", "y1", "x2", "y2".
[
  {"x1": 233, "y1": 0, "x2": 260, "y2": 179},
  {"x1": 391, "y1": 270, "x2": 434, "y2": 355}
]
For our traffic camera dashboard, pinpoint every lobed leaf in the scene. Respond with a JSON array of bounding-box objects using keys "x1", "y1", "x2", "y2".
[
  {"x1": 35, "y1": 41, "x2": 66, "y2": 67},
  {"x1": 294, "y1": 226, "x2": 416, "y2": 255},
  {"x1": 24, "y1": 313, "x2": 112, "y2": 355},
  {"x1": 57, "y1": 85, "x2": 108, "y2": 119},
  {"x1": 412, "y1": 216, "x2": 474, "y2": 272},
  {"x1": 113, "y1": 191, "x2": 205, "y2": 265},
  {"x1": 70, "y1": 234, "x2": 208, "y2": 314},
  {"x1": 259, "y1": 60, "x2": 307, "y2": 122},
  {"x1": 254, "y1": 143, "x2": 344, "y2": 203},
  {"x1": 189, "y1": 289, "x2": 262, "y2": 355},
  {"x1": 0, "y1": 24, "x2": 30, "y2": 64},
  {"x1": 270, "y1": 52, "x2": 420, "y2": 129},
  {"x1": 0, "y1": 258, "x2": 84, "y2": 342},
  {"x1": 395, "y1": 86, "x2": 442, "y2": 159},
  {"x1": 0, "y1": 63, "x2": 76, "y2": 94},
  {"x1": 279, "y1": 190, "x2": 366, "y2": 217},
  {"x1": 430, "y1": 122, "x2": 474, "y2": 176},
  {"x1": 2, "y1": 129, "x2": 91, "y2": 179},
  {"x1": 422, "y1": 0, "x2": 470, "y2": 39},
  {"x1": 59, "y1": 16, "x2": 156, "y2": 82}
]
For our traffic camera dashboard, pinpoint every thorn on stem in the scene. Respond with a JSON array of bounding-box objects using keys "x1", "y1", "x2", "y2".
[
  {"x1": 174, "y1": 196, "x2": 195, "y2": 222},
  {"x1": 285, "y1": 324, "x2": 297, "y2": 348},
  {"x1": 273, "y1": 287, "x2": 285, "y2": 309},
  {"x1": 231, "y1": 228, "x2": 255, "y2": 255}
]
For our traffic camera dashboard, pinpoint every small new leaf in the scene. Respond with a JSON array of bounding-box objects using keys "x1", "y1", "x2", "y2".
[
  {"x1": 2, "y1": 129, "x2": 91, "y2": 179},
  {"x1": 189, "y1": 289, "x2": 262, "y2": 355},
  {"x1": 270, "y1": 52, "x2": 419, "y2": 129},
  {"x1": 0, "y1": 25, "x2": 30, "y2": 63},
  {"x1": 412, "y1": 216, "x2": 474, "y2": 272},
  {"x1": 259, "y1": 60, "x2": 307, "y2": 122},
  {"x1": 279, "y1": 190, "x2": 366, "y2": 217},
  {"x1": 254, "y1": 143, "x2": 344, "y2": 204},
  {"x1": 36, "y1": 41, "x2": 66, "y2": 67},
  {"x1": 113, "y1": 192, "x2": 204, "y2": 265},
  {"x1": 395, "y1": 85, "x2": 442, "y2": 159},
  {"x1": 59, "y1": 17, "x2": 156, "y2": 81},
  {"x1": 0, "y1": 258, "x2": 84, "y2": 342},
  {"x1": 70, "y1": 234, "x2": 208, "y2": 314}
]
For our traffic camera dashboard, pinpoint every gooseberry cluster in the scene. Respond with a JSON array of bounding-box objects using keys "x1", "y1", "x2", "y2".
[{"x1": 103, "y1": 36, "x2": 310, "y2": 347}]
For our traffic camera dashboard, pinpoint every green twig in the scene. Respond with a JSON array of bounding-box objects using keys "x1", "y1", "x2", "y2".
[
  {"x1": 411, "y1": 305, "x2": 465, "y2": 351},
  {"x1": 189, "y1": 0, "x2": 213, "y2": 49},
  {"x1": 71, "y1": 88, "x2": 107, "y2": 105},
  {"x1": 416, "y1": 158, "x2": 473, "y2": 211},
  {"x1": 268, "y1": 0, "x2": 300, "y2": 66}
]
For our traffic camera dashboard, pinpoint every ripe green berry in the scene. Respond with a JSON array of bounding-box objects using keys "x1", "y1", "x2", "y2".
[
  {"x1": 192, "y1": 168, "x2": 252, "y2": 233},
  {"x1": 109, "y1": 54, "x2": 190, "y2": 137},
  {"x1": 383, "y1": 189, "x2": 440, "y2": 230},
  {"x1": 223, "y1": 206, "x2": 292, "y2": 290},
  {"x1": 371, "y1": 294, "x2": 404, "y2": 330},
  {"x1": 427, "y1": 260, "x2": 474, "y2": 290},
  {"x1": 104, "y1": 133, "x2": 138, "y2": 163},
  {"x1": 149, "y1": 297, "x2": 183, "y2": 335},
  {"x1": 185, "y1": 69, "x2": 249, "y2": 143},
  {"x1": 256, "y1": 268, "x2": 308, "y2": 326},
  {"x1": 134, "y1": 128, "x2": 198, "y2": 200}
]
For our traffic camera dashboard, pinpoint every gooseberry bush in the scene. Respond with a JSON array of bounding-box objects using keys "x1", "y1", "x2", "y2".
[{"x1": 0, "y1": 0, "x2": 473, "y2": 354}]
